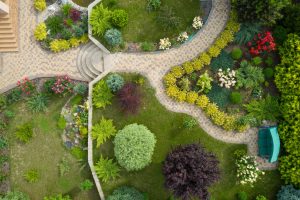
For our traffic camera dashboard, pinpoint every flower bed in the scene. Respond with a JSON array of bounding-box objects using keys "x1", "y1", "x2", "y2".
[
  {"x1": 34, "y1": 3, "x2": 89, "y2": 53},
  {"x1": 164, "y1": 13, "x2": 280, "y2": 131},
  {"x1": 89, "y1": 0, "x2": 207, "y2": 52}
]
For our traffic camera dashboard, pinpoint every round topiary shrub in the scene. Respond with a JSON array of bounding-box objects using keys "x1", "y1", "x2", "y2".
[
  {"x1": 231, "y1": 48, "x2": 243, "y2": 60},
  {"x1": 263, "y1": 67, "x2": 274, "y2": 79},
  {"x1": 114, "y1": 124, "x2": 156, "y2": 171},
  {"x1": 111, "y1": 9, "x2": 128, "y2": 28},
  {"x1": 73, "y1": 83, "x2": 88, "y2": 95},
  {"x1": 104, "y1": 29, "x2": 123, "y2": 47},
  {"x1": 106, "y1": 73, "x2": 125, "y2": 93},
  {"x1": 230, "y1": 91, "x2": 243, "y2": 104},
  {"x1": 107, "y1": 186, "x2": 144, "y2": 200},
  {"x1": 163, "y1": 144, "x2": 220, "y2": 200},
  {"x1": 277, "y1": 185, "x2": 300, "y2": 200}
]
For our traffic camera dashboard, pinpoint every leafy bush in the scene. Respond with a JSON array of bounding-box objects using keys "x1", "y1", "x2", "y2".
[
  {"x1": 90, "y1": 4, "x2": 112, "y2": 36},
  {"x1": 0, "y1": 137, "x2": 8, "y2": 150},
  {"x1": 252, "y1": 56, "x2": 262, "y2": 66},
  {"x1": 4, "y1": 110, "x2": 14, "y2": 119},
  {"x1": 236, "y1": 61, "x2": 264, "y2": 89},
  {"x1": 147, "y1": 0, "x2": 161, "y2": 11},
  {"x1": 61, "y1": 29, "x2": 72, "y2": 40},
  {"x1": 73, "y1": 83, "x2": 87, "y2": 95},
  {"x1": 157, "y1": 6, "x2": 181, "y2": 31},
  {"x1": 61, "y1": 3, "x2": 72, "y2": 16},
  {"x1": 6, "y1": 88, "x2": 22, "y2": 104},
  {"x1": 51, "y1": 75, "x2": 74, "y2": 95},
  {"x1": 34, "y1": 23, "x2": 47, "y2": 41},
  {"x1": 111, "y1": 9, "x2": 128, "y2": 28},
  {"x1": 94, "y1": 156, "x2": 120, "y2": 182},
  {"x1": 210, "y1": 50, "x2": 234, "y2": 72},
  {"x1": 79, "y1": 179, "x2": 94, "y2": 191},
  {"x1": 70, "y1": 146, "x2": 85, "y2": 159},
  {"x1": 107, "y1": 186, "x2": 144, "y2": 200},
  {"x1": 263, "y1": 68, "x2": 274, "y2": 79},
  {"x1": 93, "y1": 79, "x2": 114, "y2": 108},
  {"x1": 43, "y1": 78, "x2": 56, "y2": 94},
  {"x1": 34, "y1": 0, "x2": 46, "y2": 11},
  {"x1": 45, "y1": 16, "x2": 63, "y2": 36},
  {"x1": 92, "y1": 117, "x2": 116, "y2": 147},
  {"x1": 236, "y1": 191, "x2": 248, "y2": 200},
  {"x1": 256, "y1": 195, "x2": 267, "y2": 200},
  {"x1": 0, "y1": 191, "x2": 30, "y2": 200},
  {"x1": 230, "y1": 91, "x2": 242, "y2": 104},
  {"x1": 234, "y1": 23, "x2": 261, "y2": 45},
  {"x1": 196, "y1": 71, "x2": 213, "y2": 93},
  {"x1": 106, "y1": 73, "x2": 125, "y2": 93},
  {"x1": 265, "y1": 56, "x2": 274, "y2": 67},
  {"x1": 114, "y1": 124, "x2": 156, "y2": 171},
  {"x1": 182, "y1": 117, "x2": 197, "y2": 129},
  {"x1": 43, "y1": 194, "x2": 71, "y2": 200},
  {"x1": 141, "y1": 42, "x2": 154, "y2": 51},
  {"x1": 24, "y1": 169, "x2": 39, "y2": 183},
  {"x1": 104, "y1": 29, "x2": 123, "y2": 46},
  {"x1": 117, "y1": 83, "x2": 141, "y2": 114},
  {"x1": 163, "y1": 144, "x2": 220, "y2": 200},
  {"x1": 69, "y1": 8, "x2": 81, "y2": 22},
  {"x1": 273, "y1": 26, "x2": 288, "y2": 45},
  {"x1": 232, "y1": 0, "x2": 290, "y2": 25},
  {"x1": 27, "y1": 93, "x2": 48, "y2": 112},
  {"x1": 50, "y1": 39, "x2": 70, "y2": 53},
  {"x1": 58, "y1": 157, "x2": 70, "y2": 176},
  {"x1": 280, "y1": 4, "x2": 300, "y2": 35},
  {"x1": 231, "y1": 47, "x2": 243, "y2": 60},
  {"x1": 277, "y1": 185, "x2": 300, "y2": 200},
  {"x1": 207, "y1": 83, "x2": 231, "y2": 108},
  {"x1": 15, "y1": 122, "x2": 33, "y2": 143}
]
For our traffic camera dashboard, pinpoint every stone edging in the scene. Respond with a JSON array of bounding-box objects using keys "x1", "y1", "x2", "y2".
[{"x1": 65, "y1": 0, "x2": 88, "y2": 11}]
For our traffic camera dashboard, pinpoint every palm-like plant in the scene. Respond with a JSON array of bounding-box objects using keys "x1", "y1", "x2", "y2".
[
  {"x1": 94, "y1": 156, "x2": 120, "y2": 183},
  {"x1": 92, "y1": 117, "x2": 116, "y2": 147},
  {"x1": 89, "y1": 4, "x2": 112, "y2": 36},
  {"x1": 236, "y1": 61, "x2": 264, "y2": 89},
  {"x1": 27, "y1": 93, "x2": 48, "y2": 112},
  {"x1": 234, "y1": 23, "x2": 261, "y2": 45}
]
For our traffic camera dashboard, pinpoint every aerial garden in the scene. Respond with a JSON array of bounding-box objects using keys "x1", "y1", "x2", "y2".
[{"x1": 0, "y1": 0, "x2": 300, "y2": 200}]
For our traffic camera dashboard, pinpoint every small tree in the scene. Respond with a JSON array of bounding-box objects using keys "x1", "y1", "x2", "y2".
[
  {"x1": 92, "y1": 117, "x2": 116, "y2": 147},
  {"x1": 117, "y1": 83, "x2": 141, "y2": 114},
  {"x1": 163, "y1": 144, "x2": 220, "y2": 200},
  {"x1": 114, "y1": 124, "x2": 156, "y2": 171}
]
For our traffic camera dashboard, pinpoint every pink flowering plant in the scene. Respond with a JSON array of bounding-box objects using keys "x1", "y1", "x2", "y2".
[
  {"x1": 17, "y1": 77, "x2": 36, "y2": 95},
  {"x1": 51, "y1": 75, "x2": 74, "y2": 95}
]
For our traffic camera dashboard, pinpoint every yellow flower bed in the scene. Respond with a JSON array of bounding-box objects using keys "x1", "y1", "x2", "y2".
[{"x1": 163, "y1": 13, "x2": 248, "y2": 132}]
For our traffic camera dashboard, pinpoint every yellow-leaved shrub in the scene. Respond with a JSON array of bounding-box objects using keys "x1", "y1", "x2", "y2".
[
  {"x1": 34, "y1": 0, "x2": 46, "y2": 12},
  {"x1": 166, "y1": 86, "x2": 179, "y2": 98},
  {"x1": 171, "y1": 66, "x2": 184, "y2": 78},
  {"x1": 186, "y1": 91, "x2": 198, "y2": 104},
  {"x1": 183, "y1": 63, "x2": 194, "y2": 74},
  {"x1": 50, "y1": 39, "x2": 70, "y2": 53},
  {"x1": 164, "y1": 73, "x2": 177, "y2": 87},
  {"x1": 34, "y1": 23, "x2": 47, "y2": 41},
  {"x1": 208, "y1": 45, "x2": 221, "y2": 58},
  {"x1": 199, "y1": 52, "x2": 211, "y2": 66},
  {"x1": 196, "y1": 95, "x2": 210, "y2": 109}
]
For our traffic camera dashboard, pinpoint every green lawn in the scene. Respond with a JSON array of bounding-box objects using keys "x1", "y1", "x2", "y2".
[
  {"x1": 72, "y1": 0, "x2": 94, "y2": 7},
  {"x1": 6, "y1": 96, "x2": 99, "y2": 200},
  {"x1": 93, "y1": 74, "x2": 281, "y2": 200},
  {"x1": 101, "y1": 0, "x2": 202, "y2": 43}
]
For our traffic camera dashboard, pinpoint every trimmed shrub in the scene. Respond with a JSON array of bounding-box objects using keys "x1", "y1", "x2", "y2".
[
  {"x1": 263, "y1": 68, "x2": 274, "y2": 79},
  {"x1": 237, "y1": 191, "x2": 248, "y2": 200},
  {"x1": 114, "y1": 124, "x2": 156, "y2": 171},
  {"x1": 111, "y1": 9, "x2": 128, "y2": 28},
  {"x1": 210, "y1": 50, "x2": 234, "y2": 72},
  {"x1": 90, "y1": 4, "x2": 112, "y2": 36},
  {"x1": 230, "y1": 91, "x2": 243, "y2": 104},
  {"x1": 34, "y1": 0, "x2": 46, "y2": 11},
  {"x1": 27, "y1": 93, "x2": 48, "y2": 112},
  {"x1": 104, "y1": 29, "x2": 123, "y2": 47},
  {"x1": 106, "y1": 73, "x2": 125, "y2": 93},
  {"x1": 73, "y1": 83, "x2": 88, "y2": 95},
  {"x1": 92, "y1": 117, "x2": 116, "y2": 147},
  {"x1": 277, "y1": 185, "x2": 300, "y2": 200},
  {"x1": 207, "y1": 83, "x2": 231, "y2": 108},
  {"x1": 34, "y1": 23, "x2": 47, "y2": 41},
  {"x1": 107, "y1": 186, "x2": 144, "y2": 200},
  {"x1": 94, "y1": 156, "x2": 120, "y2": 182},
  {"x1": 93, "y1": 79, "x2": 114, "y2": 108},
  {"x1": 163, "y1": 144, "x2": 220, "y2": 200},
  {"x1": 15, "y1": 122, "x2": 33, "y2": 143},
  {"x1": 231, "y1": 48, "x2": 243, "y2": 60},
  {"x1": 117, "y1": 83, "x2": 141, "y2": 114}
]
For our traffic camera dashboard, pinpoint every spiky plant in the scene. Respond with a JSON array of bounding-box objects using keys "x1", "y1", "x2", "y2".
[{"x1": 94, "y1": 156, "x2": 120, "y2": 183}]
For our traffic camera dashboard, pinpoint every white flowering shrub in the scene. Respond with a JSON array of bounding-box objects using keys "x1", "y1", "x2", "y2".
[
  {"x1": 177, "y1": 32, "x2": 189, "y2": 43},
  {"x1": 217, "y1": 68, "x2": 236, "y2": 88},
  {"x1": 159, "y1": 38, "x2": 171, "y2": 50},
  {"x1": 236, "y1": 155, "x2": 264, "y2": 185},
  {"x1": 192, "y1": 16, "x2": 203, "y2": 30}
]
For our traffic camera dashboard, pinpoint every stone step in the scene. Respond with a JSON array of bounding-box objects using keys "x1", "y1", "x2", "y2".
[
  {"x1": 0, "y1": 32, "x2": 15, "y2": 39},
  {"x1": 0, "y1": 18, "x2": 11, "y2": 24},
  {"x1": 0, "y1": 42, "x2": 17, "y2": 48},
  {"x1": 0, "y1": 37, "x2": 16, "y2": 43},
  {"x1": 77, "y1": 42, "x2": 104, "y2": 81},
  {"x1": 0, "y1": 24, "x2": 12, "y2": 29},
  {"x1": 0, "y1": 46, "x2": 18, "y2": 52},
  {"x1": 0, "y1": 28, "x2": 13, "y2": 33}
]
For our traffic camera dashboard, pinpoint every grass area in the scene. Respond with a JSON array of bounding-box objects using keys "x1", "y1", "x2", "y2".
[
  {"x1": 72, "y1": 0, "x2": 94, "y2": 7},
  {"x1": 93, "y1": 74, "x2": 281, "y2": 200},
  {"x1": 101, "y1": 0, "x2": 202, "y2": 43},
  {"x1": 6, "y1": 96, "x2": 99, "y2": 200}
]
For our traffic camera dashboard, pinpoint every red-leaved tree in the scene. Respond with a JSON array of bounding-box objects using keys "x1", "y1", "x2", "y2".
[
  {"x1": 117, "y1": 83, "x2": 141, "y2": 114},
  {"x1": 163, "y1": 144, "x2": 220, "y2": 200}
]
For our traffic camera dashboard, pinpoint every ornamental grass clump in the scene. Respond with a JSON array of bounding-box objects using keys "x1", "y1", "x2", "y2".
[
  {"x1": 114, "y1": 124, "x2": 156, "y2": 171},
  {"x1": 163, "y1": 144, "x2": 220, "y2": 200}
]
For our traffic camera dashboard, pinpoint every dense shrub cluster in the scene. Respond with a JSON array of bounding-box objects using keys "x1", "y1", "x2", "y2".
[
  {"x1": 114, "y1": 124, "x2": 156, "y2": 171},
  {"x1": 275, "y1": 34, "x2": 300, "y2": 187},
  {"x1": 163, "y1": 144, "x2": 220, "y2": 200}
]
